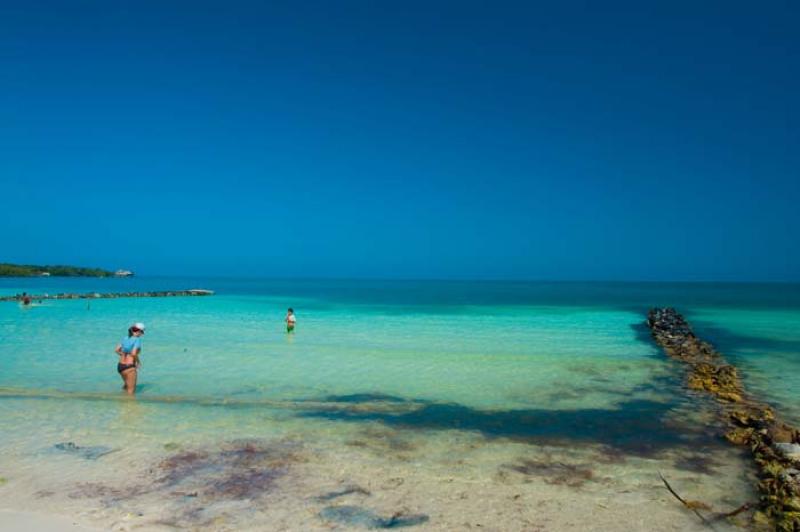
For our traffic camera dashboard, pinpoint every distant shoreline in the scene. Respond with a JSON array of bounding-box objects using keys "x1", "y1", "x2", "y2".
[{"x1": 0, "y1": 263, "x2": 120, "y2": 278}]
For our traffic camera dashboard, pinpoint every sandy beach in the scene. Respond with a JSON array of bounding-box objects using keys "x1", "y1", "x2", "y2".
[
  {"x1": 0, "y1": 416, "x2": 754, "y2": 531},
  {"x1": 0, "y1": 510, "x2": 99, "y2": 532}
]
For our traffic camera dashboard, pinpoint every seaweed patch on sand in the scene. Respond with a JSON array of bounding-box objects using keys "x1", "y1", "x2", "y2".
[
  {"x1": 68, "y1": 439, "x2": 302, "y2": 528},
  {"x1": 504, "y1": 459, "x2": 595, "y2": 488},
  {"x1": 344, "y1": 425, "x2": 419, "y2": 459},
  {"x1": 673, "y1": 452, "x2": 721, "y2": 475}
]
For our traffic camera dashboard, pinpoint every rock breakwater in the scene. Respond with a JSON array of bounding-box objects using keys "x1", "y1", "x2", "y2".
[
  {"x1": 647, "y1": 307, "x2": 800, "y2": 531},
  {"x1": 1, "y1": 289, "x2": 214, "y2": 302}
]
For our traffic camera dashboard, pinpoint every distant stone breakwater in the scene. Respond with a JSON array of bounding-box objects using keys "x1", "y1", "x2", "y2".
[
  {"x1": 1, "y1": 289, "x2": 214, "y2": 302},
  {"x1": 647, "y1": 307, "x2": 800, "y2": 531}
]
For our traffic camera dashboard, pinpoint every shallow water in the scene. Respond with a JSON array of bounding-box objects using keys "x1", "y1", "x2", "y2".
[{"x1": 0, "y1": 278, "x2": 797, "y2": 529}]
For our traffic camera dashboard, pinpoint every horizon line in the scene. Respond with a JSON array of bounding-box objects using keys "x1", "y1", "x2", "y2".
[{"x1": 3, "y1": 274, "x2": 799, "y2": 285}]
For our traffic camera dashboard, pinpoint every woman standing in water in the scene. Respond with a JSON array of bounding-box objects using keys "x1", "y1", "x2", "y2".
[{"x1": 115, "y1": 323, "x2": 145, "y2": 395}]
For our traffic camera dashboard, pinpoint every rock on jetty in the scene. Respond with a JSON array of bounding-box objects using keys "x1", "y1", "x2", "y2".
[
  {"x1": 647, "y1": 307, "x2": 800, "y2": 530},
  {"x1": 0, "y1": 289, "x2": 214, "y2": 302},
  {"x1": 647, "y1": 307, "x2": 745, "y2": 403}
]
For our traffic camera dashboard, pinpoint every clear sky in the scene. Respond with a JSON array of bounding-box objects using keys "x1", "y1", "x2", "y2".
[{"x1": 1, "y1": 1, "x2": 798, "y2": 281}]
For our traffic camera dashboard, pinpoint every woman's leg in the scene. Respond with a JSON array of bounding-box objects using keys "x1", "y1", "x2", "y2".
[{"x1": 121, "y1": 368, "x2": 138, "y2": 395}]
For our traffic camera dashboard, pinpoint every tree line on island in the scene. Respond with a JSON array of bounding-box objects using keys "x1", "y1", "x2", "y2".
[{"x1": 0, "y1": 263, "x2": 130, "y2": 277}]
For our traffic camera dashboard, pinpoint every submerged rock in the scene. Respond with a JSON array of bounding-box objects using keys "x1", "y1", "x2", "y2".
[
  {"x1": 725, "y1": 427, "x2": 754, "y2": 446},
  {"x1": 54, "y1": 442, "x2": 117, "y2": 460},
  {"x1": 315, "y1": 485, "x2": 371, "y2": 502},
  {"x1": 319, "y1": 505, "x2": 429, "y2": 529},
  {"x1": 774, "y1": 443, "x2": 800, "y2": 463}
]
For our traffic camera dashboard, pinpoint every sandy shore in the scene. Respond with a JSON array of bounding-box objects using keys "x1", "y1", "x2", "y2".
[
  {"x1": 0, "y1": 428, "x2": 754, "y2": 531},
  {"x1": 0, "y1": 510, "x2": 99, "y2": 532}
]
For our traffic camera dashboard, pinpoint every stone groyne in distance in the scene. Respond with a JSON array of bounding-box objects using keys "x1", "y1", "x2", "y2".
[
  {"x1": 1, "y1": 289, "x2": 214, "y2": 302},
  {"x1": 647, "y1": 307, "x2": 800, "y2": 531}
]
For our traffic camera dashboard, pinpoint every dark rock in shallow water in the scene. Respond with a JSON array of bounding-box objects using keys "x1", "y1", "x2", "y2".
[
  {"x1": 315, "y1": 485, "x2": 371, "y2": 501},
  {"x1": 774, "y1": 443, "x2": 800, "y2": 463},
  {"x1": 319, "y1": 505, "x2": 429, "y2": 529},
  {"x1": 54, "y1": 442, "x2": 116, "y2": 460}
]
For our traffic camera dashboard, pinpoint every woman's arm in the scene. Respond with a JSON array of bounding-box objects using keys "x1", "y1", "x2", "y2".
[
  {"x1": 115, "y1": 344, "x2": 124, "y2": 356},
  {"x1": 131, "y1": 347, "x2": 141, "y2": 367}
]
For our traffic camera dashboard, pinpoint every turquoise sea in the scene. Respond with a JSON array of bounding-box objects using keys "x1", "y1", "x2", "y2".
[{"x1": 1, "y1": 278, "x2": 798, "y2": 530}]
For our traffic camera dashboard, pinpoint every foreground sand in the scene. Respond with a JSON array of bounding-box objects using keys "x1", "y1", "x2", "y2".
[
  {"x1": 0, "y1": 425, "x2": 755, "y2": 531},
  {"x1": 0, "y1": 509, "x2": 99, "y2": 531}
]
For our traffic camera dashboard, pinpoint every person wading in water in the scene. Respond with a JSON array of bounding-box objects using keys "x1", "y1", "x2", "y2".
[
  {"x1": 285, "y1": 308, "x2": 296, "y2": 333},
  {"x1": 115, "y1": 322, "x2": 145, "y2": 395}
]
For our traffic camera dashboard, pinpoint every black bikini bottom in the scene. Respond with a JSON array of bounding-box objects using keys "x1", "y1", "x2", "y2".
[{"x1": 117, "y1": 363, "x2": 137, "y2": 374}]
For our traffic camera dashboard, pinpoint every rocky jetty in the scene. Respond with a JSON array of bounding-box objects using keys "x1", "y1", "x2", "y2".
[
  {"x1": 647, "y1": 307, "x2": 800, "y2": 531},
  {"x1": 0, "y1": 289, "x2": 214, "y2": 302}
]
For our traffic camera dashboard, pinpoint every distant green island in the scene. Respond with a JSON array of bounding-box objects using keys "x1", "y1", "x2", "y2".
[{"x1": 0, "y1": 263, "x2": 124, "y2": 277}]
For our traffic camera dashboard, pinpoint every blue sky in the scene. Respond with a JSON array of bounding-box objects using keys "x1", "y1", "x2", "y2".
[{"x1": 1, "y1": 1, "x2": 798, "y2": 280}]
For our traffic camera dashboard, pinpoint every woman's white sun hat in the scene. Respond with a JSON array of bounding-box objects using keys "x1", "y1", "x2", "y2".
[{"x1": 133, "y1": 322, "x2": 146, "y2": 331}]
